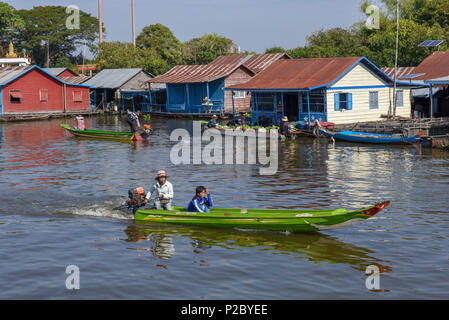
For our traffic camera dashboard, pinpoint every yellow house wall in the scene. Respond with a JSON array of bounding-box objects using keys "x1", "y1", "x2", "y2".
[{"x1": 326, "y1": 64, "x2": 412, "y2": 125}]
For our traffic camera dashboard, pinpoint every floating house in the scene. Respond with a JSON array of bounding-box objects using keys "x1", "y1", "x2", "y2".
[
  {"x1": 84, "y1": 68, "x2": 154, "y2": 111},
  {"x1": 149, "y1": 53, "x2": 289, "y2": 115},
  {"x1": 44, "y1": 68, "x2": 91, "y2": 85},
  {"x1": 403, "y1": 52, "x2": 449, "y2": 118},
  {"x1": 0, "y1": 65, "x2": 92, "y2": 115},
  {"x1": 227, "y1": 57, "x2": 425, "y2": 125}
]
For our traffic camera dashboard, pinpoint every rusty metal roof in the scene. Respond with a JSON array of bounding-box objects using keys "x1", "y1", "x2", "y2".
[
  {"x1": 0, "y1": 65, "x2": 34, "y2": 84},
  {"x1": 412, "y1": 51, "x2": 449, "y2": 81},
  {"x1": 228, "y1": 57, "x2": 367, "y2": 90},
  {"x1": 244, "y1": 53, "x2": 290, "y2": 73},
  {"x1": 60, "y1": 75, "x2": 91, "y2": 85},
  {"x1": 381, "y1": 67, "x2": 416, "y2": 79},
  {"x1": 150, "y1": 56, "x2": 254, "y2": 84},
  {"x1": 150, "y1": 53, "x2": 287, "y2": 84}
]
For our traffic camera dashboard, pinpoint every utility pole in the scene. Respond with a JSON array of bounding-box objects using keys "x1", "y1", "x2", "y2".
[
  {"x1": 46, "y1": 39, "x2": 50, "y2": 68},
  {"x1": 132, "y1": 0, "x2": 136, "y2": 47},
  {"x1": 392, "y1": 0, "x2": 399, "y2": 120},
  {"x1": 99, "y1": 0, "x2": 103, "y2": 45}
]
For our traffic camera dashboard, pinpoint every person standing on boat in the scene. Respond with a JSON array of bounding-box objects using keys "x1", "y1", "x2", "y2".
[
  {"x1": 126, "y1": 109, "x2": 141, "y2": 133},
  {"x1": 187, "y1": 186, "x2": 213, "y2": 213},
  {"x1": 146, "y1": 170, "x2": 174, "y2": 211},
  {"x1": 279, "y1": 116, "x2": 291, "y2": 138}
]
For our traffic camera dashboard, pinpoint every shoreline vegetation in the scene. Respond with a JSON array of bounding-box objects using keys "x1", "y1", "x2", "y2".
[{"x1": 1, "y1": 1, "x2": 448, "y2": 76}]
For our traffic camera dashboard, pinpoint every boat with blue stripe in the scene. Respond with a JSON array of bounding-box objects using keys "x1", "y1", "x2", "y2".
[{"x1": 319, "y1": 124, "x2": 422, "y2": 145}]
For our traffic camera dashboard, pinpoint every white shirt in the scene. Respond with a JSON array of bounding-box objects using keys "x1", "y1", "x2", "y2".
[{"x1": 146, "y1": 181, "x2": 174, "y2": 201}]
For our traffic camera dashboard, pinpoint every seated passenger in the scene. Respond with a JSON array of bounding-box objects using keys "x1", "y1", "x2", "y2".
[
  {"x1": 187, "y1": 186, "x2": 213, "y2": 213},
  {"x1": 237, "y1": 113, "x2": 247, "y2": 126},
  {"x1": 208, "y1": 115, "x2": 218, "y2": 128}
]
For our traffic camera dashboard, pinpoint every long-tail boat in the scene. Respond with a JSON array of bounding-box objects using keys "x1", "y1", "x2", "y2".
[{"x1": 133, "y1": 201, "x2": 390, "y2": 233}]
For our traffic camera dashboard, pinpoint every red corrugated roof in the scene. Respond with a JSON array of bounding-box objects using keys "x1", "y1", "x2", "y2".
[
  {"x1": 60, "y1": 75, "x2": 91, "y2": 85},
  {"x1": 244, "y1": 53, "x2": 289, "y2": 73},
  {"x1": 412, "y1": 51, "x2": 449, "y2": 80},
  {"x1": 150, "y1": 53, "x2": 288, "y2": 84},
  {"x1": 381, "y1": 67, "x2": 416, "y2": 79},
  {"x1": 228, "y1": 57, "x2": 364, "y2": 90}
]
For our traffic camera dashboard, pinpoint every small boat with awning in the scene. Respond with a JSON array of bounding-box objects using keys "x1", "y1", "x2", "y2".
[{"x1": 134, "y1": 201, "x2": 390, "y2": 233}]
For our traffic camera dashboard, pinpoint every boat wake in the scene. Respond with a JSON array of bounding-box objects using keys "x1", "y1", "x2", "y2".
[{"x1": 69, "y1": 202, "x2": 132, "y2": 220}]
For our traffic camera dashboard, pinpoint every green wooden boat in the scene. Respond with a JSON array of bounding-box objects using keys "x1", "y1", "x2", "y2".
[
  {"x1": 61, "y1": 124, "x2": 148, "y2": 142},
  {"x1": 134, "y1": 201, "x2": 390, "y2": 233}
]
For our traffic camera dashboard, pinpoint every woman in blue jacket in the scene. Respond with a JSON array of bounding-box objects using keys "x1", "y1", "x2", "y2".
[{"x1": 187, "y1": 186, "x2": 213, "y2": 213}]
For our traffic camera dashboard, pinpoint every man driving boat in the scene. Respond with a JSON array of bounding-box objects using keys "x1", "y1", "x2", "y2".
[{"x1": 145, "y1": 170, "x2": 174, "y2": 210}]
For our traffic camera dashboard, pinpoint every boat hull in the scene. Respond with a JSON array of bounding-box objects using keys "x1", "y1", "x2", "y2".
[
  {"x1": 61, "y1": 124, "x2": 147, "y2": 142},
  {"x1": 320, "y1": 128, "x2": 422, "y2": 144},
  {"x1": 134, "y1": 202, "x2": 390, "y2": 233}
]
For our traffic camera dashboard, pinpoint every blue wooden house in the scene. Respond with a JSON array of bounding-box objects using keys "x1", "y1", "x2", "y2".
[{"x1": 149, "y1": 54, "x2": 289, "y2": 115}]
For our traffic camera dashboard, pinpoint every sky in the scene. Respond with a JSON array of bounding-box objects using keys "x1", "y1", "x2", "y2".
[{"x1": 5, "y1": 0, "x2": 373, "y2": 53}]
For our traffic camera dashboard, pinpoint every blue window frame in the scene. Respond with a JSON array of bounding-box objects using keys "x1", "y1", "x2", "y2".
[
  {"x1": 396, "y1": 90, "x2": 404, "y2": 107},
  {"x1": 334, "y1": 93, "x2": 352, "y2": 111},
  {"x1": 369, "y1": 91, "x2": 379, "y2": 109}
]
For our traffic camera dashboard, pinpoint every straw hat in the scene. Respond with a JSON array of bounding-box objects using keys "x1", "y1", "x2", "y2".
[
  {"x1": 212, "y1": 115, "x2": 218, "y2": 119},
  {"x1": 155, "y1": 170, "x2": 169, "y2": 180},
  {"x1": 282, "y1": 116, "x2": 289, "y2": 122}
]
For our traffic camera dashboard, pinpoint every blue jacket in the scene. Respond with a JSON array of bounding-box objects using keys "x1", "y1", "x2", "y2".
[{"x1": 187, "y1": 195, "x2": 213, "y2": 213}]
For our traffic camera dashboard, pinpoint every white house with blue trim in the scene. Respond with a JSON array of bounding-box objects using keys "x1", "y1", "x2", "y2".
[{"x1": 228, "y1": 57, "x2": 425, "y2": 125}]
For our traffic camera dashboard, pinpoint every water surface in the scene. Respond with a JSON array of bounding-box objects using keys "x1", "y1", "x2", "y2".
[{"x1": 0, "y1": 116, "x2": 448, "y2": 299}]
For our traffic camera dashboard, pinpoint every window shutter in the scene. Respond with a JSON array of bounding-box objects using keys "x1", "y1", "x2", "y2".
[
  {"x1": 347, "y1": 93, "x2": 353, "y2": 110},
  {"x1": 334, "y1": 93, "x2": 340, "y2": 111},
  {"x1": 73, "y1": 91, "x2": 83, "y2": 102}
]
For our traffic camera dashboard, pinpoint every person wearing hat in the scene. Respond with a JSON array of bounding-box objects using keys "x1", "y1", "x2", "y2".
[
  {"x1": 279, "y1": 116, "x2": 291, "y2": 137},
  {"x1": 207, "y1": 115, "x2": 218, "y2": 128},
  {"x1": 145, "y1": 170, "x2": 174, "y2": 210}
]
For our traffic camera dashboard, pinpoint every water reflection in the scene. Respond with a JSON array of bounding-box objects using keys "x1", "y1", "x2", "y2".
[{"x1": 124, "y1": 224, "x2": 391, "y2": 273}]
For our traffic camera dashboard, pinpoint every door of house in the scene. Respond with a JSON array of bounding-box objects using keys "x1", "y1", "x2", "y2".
[{"x1": 283, "y1": 93, "x2": 299, "y2": 121}]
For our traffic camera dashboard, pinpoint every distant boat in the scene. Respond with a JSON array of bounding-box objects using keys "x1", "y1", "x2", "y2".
[
  {"x1": 319, "y1": 125, "x2": 422, "y2": 145},
  {"x1": 60, "y1": 124, "x2": 151, "y2": 142}
]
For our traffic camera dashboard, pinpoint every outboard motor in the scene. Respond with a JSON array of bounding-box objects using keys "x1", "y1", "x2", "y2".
[{"x1": 126, "y1": 187, "x2": 146, "y2": 213}]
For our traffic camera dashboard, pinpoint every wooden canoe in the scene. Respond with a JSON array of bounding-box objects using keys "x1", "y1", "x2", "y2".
[
  {"x1": 134, "y1": 201, "x2": 390, "y2": 233},
  {"x1": 61, "y1": 124, "x2": 149, "y2": 142}
]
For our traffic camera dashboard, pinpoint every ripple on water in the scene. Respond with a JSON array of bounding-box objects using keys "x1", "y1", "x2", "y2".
[{"x1": 0, "y1": 117, "x2": 448, "y2": 299}]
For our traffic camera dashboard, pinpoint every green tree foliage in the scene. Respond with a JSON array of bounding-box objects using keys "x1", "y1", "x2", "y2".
[
  {"x1": 0, "y1": 2, "x2": 24, "y2": 43},
  {"x1": 13, "y1": 6, "x2": 99, "y2": 67},
  {"x1": 136, "y1": 23, "x2": 183, "y2": 66},
  {"x1": 284, "y1": 0, "x2": 449, "y2": 67},
  {"x1": 265, "y1": 46, "x2": 286, "y2": 54},
  {"x1": 96, "y1": 42, "x2": 170, "y2": 76},
  {"x1": 183, "y1": 33, "x2": 233, "y2": 65}
]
